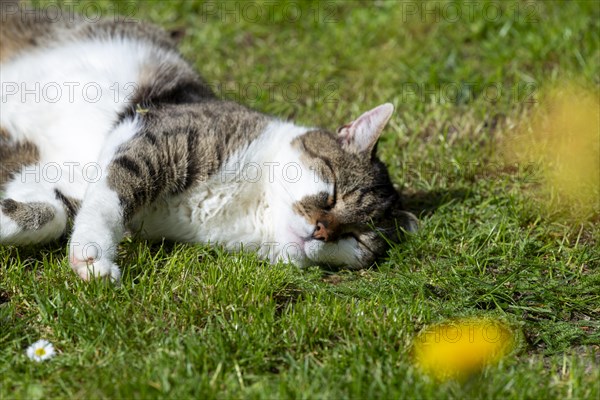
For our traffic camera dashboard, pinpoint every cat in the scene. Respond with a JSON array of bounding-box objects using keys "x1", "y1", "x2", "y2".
[{"x1": 0, "y1": 5, "x2": 417, "y2": 281}]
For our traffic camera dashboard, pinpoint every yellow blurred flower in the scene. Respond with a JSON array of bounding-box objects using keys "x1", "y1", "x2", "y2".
[
  {"x1": 413, "y1": 318, "x2": 514, "y2": 381},
  {"x1": 504, "y1": 84, "x2": 600, "y2": 218}
]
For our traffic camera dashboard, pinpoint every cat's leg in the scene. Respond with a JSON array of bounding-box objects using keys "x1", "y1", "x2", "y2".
[
  {"x1": 67, "y1": 121, "x2": 140, "y2": 282},
  {"x1": 0, "y1": 170, "x2": 78, "y2": 244},
  {"x1": 68, "y1": 119, "x2": 197, "y2": 281},
  {"x1": 68, "y1": 177, "x2": 124, "y2": 281}
]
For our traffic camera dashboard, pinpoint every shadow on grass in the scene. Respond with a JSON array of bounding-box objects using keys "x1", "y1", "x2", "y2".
[
  {"x1": 403, "y1": 188, "x2": 472, "y2": 217},
  {"x1": 0, "y1": 242, "x2": 66, "y2": 271}
]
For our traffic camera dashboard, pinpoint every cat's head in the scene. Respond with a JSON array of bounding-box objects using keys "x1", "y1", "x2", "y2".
[{"x1": 274, "y1": 103, "x2": 417, "y2": 269}]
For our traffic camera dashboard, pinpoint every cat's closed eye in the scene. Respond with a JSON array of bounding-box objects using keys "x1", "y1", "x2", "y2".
[{"x1": 320, "y1": 192, "x2": 335, "y2": 210}]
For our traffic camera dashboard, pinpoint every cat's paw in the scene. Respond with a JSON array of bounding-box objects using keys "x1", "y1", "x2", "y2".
[
  {"x1": 400, "y1": 211, "x2": 419, "y2": 233},
  {"x1": 69, "y1": 255, "x2": 121, "y2": 282},
  {"x1": 69, "y1": 237, "x2": 121, "y2": 282}
]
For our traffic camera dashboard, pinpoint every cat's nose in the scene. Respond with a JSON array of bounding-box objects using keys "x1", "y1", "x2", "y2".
[{"x1": 313, "y1": 220, "x2": 331, "y2": 242}]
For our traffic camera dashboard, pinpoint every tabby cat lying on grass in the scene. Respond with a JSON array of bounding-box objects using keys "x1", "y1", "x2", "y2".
[{"x1": 0, "y1": 7, "x2": 417, "y2": 281}]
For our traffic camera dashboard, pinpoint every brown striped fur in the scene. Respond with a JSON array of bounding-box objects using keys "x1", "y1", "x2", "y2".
[
  {"x1": 0, "y1": 129, "x2": 39, "y2": 187},
  {"x1": 108, "y1": 101, "x2": 268, "y2": 220}
]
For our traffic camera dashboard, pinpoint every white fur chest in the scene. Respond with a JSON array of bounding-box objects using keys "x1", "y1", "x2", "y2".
[{"x1": 130, "y1": 174, "x2": 272, "y2": 250}]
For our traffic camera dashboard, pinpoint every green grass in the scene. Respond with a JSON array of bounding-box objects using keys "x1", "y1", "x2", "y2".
[{"x1": 2, "y1": 1, "x2": 599, "y2": 398}]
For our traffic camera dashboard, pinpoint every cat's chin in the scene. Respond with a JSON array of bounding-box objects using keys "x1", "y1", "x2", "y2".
[
  {"x1": 277, "y1": 230, "x2": 309, "y2": 264},
  {"x1": 305, "y1": 238, "x2": 364, "y2": 269},
  {"x1": 280, "y1": 238, "x2": 363, "y2": 269},
  {"x1": 276, "y1": 226, "x2": 365, "y2": 268}
]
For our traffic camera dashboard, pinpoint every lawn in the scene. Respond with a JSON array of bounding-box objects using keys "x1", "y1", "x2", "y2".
[{"x1": 1, "y1": 0, "x2": 599, "y2": 398}]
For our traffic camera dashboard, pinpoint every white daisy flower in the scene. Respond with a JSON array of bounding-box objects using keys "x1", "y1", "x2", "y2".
[{"x1": 26, "y1": 339, "x2": 56, "y2": 362}]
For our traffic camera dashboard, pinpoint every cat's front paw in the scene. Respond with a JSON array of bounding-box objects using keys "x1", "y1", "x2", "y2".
[
  {"x1": 69, "y1": 255, "x2": 121, "y2": 282},
  {"x1": 69, "y1": 238, "x2": 121, "y2": 282}
]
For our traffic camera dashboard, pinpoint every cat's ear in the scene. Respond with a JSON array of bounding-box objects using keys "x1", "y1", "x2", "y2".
[{"x1": 337, "y1": 103, "x2": 394, "y2": 155}]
